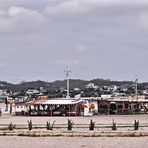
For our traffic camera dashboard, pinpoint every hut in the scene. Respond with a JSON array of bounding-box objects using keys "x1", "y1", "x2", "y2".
[
  {"x1": 97, "y1": 96, "x2": 148, "y2": 115},
  {"x1": 25, "y1": 98, "x2": 84, "y2": 116}
]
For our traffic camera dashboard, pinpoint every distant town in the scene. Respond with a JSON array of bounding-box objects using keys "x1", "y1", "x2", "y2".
[
  {"x1": 0, "y1": 78, "x2": 148, "y2": 116},
  {"x1": 0, "y1": 78, "x2": 148, "y2": 99}
]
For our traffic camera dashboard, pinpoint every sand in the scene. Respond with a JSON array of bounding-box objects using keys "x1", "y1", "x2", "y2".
[
  {"x1": 0, "y1": 114, "x2": 148, "y2": 148},
  {"x1": 0, "y1": 114, "x2": 148, "y2": 125},
  {"x1": 0, "y1": 136, "x2": 148, "y2": 148}
]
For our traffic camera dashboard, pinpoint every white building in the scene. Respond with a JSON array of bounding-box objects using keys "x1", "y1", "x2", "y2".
[
  {"x1": 26, "y1": 89, "x2": 39, "y2": 95},
  {"x1": 86, "y1": 83, "x2": 98, "y2": 89}
]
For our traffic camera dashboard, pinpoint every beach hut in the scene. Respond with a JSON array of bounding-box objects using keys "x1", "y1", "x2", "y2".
[{"x1": 26, "y1": 98, "x2": 84, "y2": 116}]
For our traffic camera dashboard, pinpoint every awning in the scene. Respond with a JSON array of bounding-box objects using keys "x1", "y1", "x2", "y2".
[{"x1": 27, "y1": 99, "x2": 83, "y2": 105}]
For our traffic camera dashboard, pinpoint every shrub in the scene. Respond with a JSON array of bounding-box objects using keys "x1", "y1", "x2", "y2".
[
  {"x1": 134, "y1": 120, "x2": 139, "y2": 130},
  {"x1": 47, "y1": 121, "x2": 56, "y2": 130},
  {"x1": 27, "y1": 120, "x2": 33, "y2": 130},
  {"x1": 89, "y1": 119, "x2": 95, "y2": 131},
  {"x1": 67, "y1": 119, "x2": 74, "y2": 130},
  {"x1": 8, "y1": 122, "x2": 16, "y2": 131},
  {"x1": 112, "y1": 119, "x2": 117, "y2": 130}
]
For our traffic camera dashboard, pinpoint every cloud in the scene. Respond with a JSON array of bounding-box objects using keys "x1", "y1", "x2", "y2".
[
  {"x1": 75, "y1": 44, "x2": 88, "y2": 53},
  {"x1": 56, "y1": 59, "x2": 80, "y2": 66},
  {"x1": 0, "y1": 0, "x2": 148, "y2": 82},
  {"x1": 137, "y1": 13, "x2": 148, "y2": 31},
  {"x1": 44, "y1": 0, "x2": 148, "y2": 16},
  {"x1": 0, "y1": 63, "x2": 5, "y2": 67},
  {"x1": 0, "y1": 9, "x2": 4, "y2": 16},
  {"x1": 0, "y1": 6, "x2": 47, "y2": 33},
  {"x1": 44, "y1": 0, "x2": 90, "y2": 16}
]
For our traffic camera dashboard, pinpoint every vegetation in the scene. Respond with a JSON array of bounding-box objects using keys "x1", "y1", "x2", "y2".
[
  {"x1": 1, "y1": 78, "x2": 148, "y2": 98},
  {"x1": 0, "y1": 78, "x2": 137, "y2": 91},
  {"x1": 67, "y1": 119, "x2": 74, "y2": 131},
  {"x1": 27, "y1": 120, "x2": 33, "y2": 130},
  {"x1": 134, "y1": 120, "x2": 139, "y2": 130},
  {"x1": 46, "y1": 121, "x2": 56, "y2": 130},
  {"x1": 89, "y1": 119, "x2": 95, "y2": 131},
  {"x1": 112, "y1": 119, "x2": 117, "y2": 130},
  {"x1": 8, "y1": 122, "x2": 16, "y2": 131}
]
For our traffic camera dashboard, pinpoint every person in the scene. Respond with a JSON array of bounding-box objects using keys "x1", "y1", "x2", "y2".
[
  {"x1": 10, "y1": 105, "x2": 12, "y2": 114},
  {"x1": 0, "y1": 108, "x2": 2, "y2": 116}
]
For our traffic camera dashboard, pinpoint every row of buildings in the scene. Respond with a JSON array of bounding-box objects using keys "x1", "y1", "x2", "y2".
[
  {"x1": 1, "y1": 79, "x2": 148, "y2": 116},
  {"x1": 3, "y1": 94, "x2": 147, "y2": 116}
]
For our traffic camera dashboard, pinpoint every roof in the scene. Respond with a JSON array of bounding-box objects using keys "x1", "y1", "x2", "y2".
[{"x1": 27, "y1": 98, "x2": 83, "y2": 105}]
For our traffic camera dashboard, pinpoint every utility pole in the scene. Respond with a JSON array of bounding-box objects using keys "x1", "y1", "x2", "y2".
[
  {"x1": 135, "y1": 77, "x2": 138, "y2": 100},
  {"x1": 135, "y1": 76, "x2": 140, "y2": 111},
  {"x1": 64, "y1": 67, "x2": 71, "y2": 99}
]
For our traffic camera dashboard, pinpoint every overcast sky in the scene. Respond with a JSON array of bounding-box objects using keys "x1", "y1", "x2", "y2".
[{"x1": 0, "y1": 0, "x2": 148, "y2": 83}]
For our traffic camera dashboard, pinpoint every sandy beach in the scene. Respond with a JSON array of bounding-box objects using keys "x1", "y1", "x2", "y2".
[
  {"x1": 0, "y1": 114, "x2": 148, "y2": 126},
  {"x1": 0, "y1": 136, "x2": 148, "y2": 148},
  {"x1": 0, "y1": 114, "x2": 148, "y2": 148}
]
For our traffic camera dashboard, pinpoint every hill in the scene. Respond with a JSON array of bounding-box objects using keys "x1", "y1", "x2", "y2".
[{"x1": 0, "y1": 78, "x2": 140, "y2": 92}]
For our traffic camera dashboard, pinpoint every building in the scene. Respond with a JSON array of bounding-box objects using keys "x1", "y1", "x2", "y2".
[
  {"x1": 86, "y1": 83, "x2": 98, "y2": 89},
  {"x1": 15, "y1": 97, "x2": 84, "y2": 116},
  {"x1": 26, "y1": 89, "x2": 39, "y2": 95}
]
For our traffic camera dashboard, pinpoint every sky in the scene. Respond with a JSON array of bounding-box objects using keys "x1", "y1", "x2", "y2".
[{"x1": 0, "y1": 0, "x2": 148, "y2": 83}]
